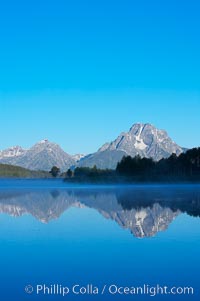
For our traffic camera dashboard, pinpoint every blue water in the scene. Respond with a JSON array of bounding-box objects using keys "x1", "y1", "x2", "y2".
[{"x1": 0, "y1": 179, "x2": 200, "y2": 300}]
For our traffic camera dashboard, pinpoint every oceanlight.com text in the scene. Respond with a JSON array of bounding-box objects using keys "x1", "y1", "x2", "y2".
[{"x1": 25, "y1": 283, "x2": 194, "y2": 297}]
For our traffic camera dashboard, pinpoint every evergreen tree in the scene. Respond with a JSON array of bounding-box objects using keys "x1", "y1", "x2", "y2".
[
  {"x1": 50, "y1": 166, "x2": 60, "y2": 177},
  {"x1": 66, "y1": 169, "x2": 72, "y2": 178}
]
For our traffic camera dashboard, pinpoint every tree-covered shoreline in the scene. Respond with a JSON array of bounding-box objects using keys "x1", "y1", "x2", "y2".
[{"x1": 64, "y1": 148, "x2": 200, "y2": 183}]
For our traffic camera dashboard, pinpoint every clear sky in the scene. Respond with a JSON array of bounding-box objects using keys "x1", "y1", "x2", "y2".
[{"x1": 0, "y1": 0, "x2": 199, "y2": 154}]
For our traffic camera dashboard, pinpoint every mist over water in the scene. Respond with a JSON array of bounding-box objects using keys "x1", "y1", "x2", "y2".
[{"x1": 0, "y1": 180, "x2": 200, "y2": 300}]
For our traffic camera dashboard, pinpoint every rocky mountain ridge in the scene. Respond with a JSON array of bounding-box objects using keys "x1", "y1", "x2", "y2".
[
  {"x1": 0, "y1": 140, "x2": 76, "y2": 171},
  {"x1": 78, "y1": 123, "x2": 184, "y2": 169},
  {"x1": 0, "y1": 123, "x2": 184, "y2": 171}
]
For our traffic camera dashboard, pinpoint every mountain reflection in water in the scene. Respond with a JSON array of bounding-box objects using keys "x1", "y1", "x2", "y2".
[{"x1": 0, "y1": 185, "x2": 200, "y2": 238}]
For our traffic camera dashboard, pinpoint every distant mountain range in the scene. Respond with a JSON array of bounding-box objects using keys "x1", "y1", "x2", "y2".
[
  {"x1": 0, "y1": 140, "x2": 76, "y2": 171},
  {"x1": 0, "y1": 123, "x2": 185, "y2": 171}
]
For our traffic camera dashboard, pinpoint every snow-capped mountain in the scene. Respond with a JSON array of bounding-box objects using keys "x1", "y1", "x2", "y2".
[
  {"x1": 78, "y1": 123, "x2": 184, "y2": 169},
  {"x1": 0, "y1": 123, "x2": 185, "y2": 171},
  {"x1": 72, "y1": 154, "x2": 85, "y2": 162},
  {"x1": 0, "y1": 146, "x2": 26, "y2": 159},
  {"x1": 0, "y1": 140, "x2": 76, "y2": 171}
]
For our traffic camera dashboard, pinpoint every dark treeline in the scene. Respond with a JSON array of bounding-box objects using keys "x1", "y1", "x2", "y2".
[
  {"x1": 64, "y1": 148, "x2": 200, "y2": 183},
  {"x1": 116, "y1": 147, "x2": 200, "y2": 182},
  {"x1": 65, "y1": 165, "x2": 117, "y2": 183}
]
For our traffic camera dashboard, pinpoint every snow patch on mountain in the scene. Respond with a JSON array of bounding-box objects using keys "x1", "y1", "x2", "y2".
[
  {"x1": 0, "y1": 146, "x2": 26, "y2": 159},
  {"x1": 72, "y1": 154, "x2": 86, "y2": 162}
]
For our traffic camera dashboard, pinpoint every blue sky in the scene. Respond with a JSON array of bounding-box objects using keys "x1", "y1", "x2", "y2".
[{"x1": 0, "y1": 0, "x2": 199, "y2": 154}]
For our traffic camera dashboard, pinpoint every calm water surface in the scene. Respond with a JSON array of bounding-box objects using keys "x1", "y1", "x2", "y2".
[{"x1": 0, "y1": 179, "x2": 200, "y2": 300}]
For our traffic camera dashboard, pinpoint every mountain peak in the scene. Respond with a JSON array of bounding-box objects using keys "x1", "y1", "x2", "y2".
[
  {"x1": 0, "y1": 145, "x2": 26, "y2": 159},
  {"x1": 130, "y1": 123, "x2": 156, "y2": 131},
  {"x1": 34, "y1": 139, "x2": 59, "y2": 148},
  {"x1": 78, "y1": 123, "x2": 184, "y2": 169},
  {"x1": 0, "y1": 140, "x2": 76, "y2": 171},
  {"x1": 38, "y1": 139, "x2": 50, "y2": 144}
]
